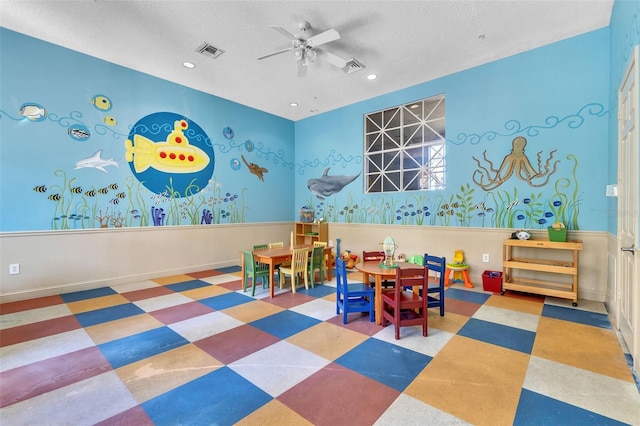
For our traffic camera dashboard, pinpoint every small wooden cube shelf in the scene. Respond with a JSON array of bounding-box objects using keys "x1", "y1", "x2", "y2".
[
  {"x1": 295, "y1": 221, "x2": 328, "y2": 245},
  {"x1": 502, "y1": 239, "x2": 583, "y2": 306}
]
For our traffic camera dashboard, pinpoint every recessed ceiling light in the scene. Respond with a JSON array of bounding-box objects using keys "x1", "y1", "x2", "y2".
[
  {"x1": 366, "y1": 74, "x2": 378, "y2": 80},
  {"x1": 182, "y1": 61, "x2": 195, "y2": 69},
  {"x1": 289, "y1": 102, "x2": 298, "y2": 107},
  {"x1": 410, "y1": 104, "x2": 420, "y2": 109}
]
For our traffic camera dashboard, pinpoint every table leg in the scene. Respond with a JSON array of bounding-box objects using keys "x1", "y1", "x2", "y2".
[
  {"x1": 375, "y1": 275, "x2": 382, "y2": 326},
  {"x1": 269, "y1": 261, "x2": 276, "y2": 298}
]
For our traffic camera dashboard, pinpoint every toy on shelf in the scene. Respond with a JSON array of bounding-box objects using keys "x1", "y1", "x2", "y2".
[{"x1": 445, "y1": 249, "x2": 473, "y2": 288}]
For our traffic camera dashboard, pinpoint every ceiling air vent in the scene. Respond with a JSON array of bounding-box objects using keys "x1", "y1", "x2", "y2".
[
  {"x1": 343, "y1": 58, "x2": 365, "y2": 74},
  {"x1": 196, "y1": 42, "x2": 225, "y2": 59}
]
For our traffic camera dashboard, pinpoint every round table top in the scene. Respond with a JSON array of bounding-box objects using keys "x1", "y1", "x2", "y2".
[{"x1": 355, "y1": 260, "x2": 421, "y2": 276}]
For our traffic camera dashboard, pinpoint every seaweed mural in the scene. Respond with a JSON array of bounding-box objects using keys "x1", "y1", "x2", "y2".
[
  {"x1": 36, "y1": 172, "x2": 248, "y2": 229},
  {"x1": 302, "y1": 157, "x2": 580, "y2": 230}
]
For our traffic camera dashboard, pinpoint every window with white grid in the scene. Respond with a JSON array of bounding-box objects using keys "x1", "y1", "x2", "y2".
[{"x1": 364, "y1": 94, "x2": 445, "y2": 193}]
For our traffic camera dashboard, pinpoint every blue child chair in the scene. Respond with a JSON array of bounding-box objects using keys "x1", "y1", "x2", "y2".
[
  {"x1": 424, "y1": 253, "x2": 446, "y2": 316},
  {"x1": 336, "y1": 257, "x2": 375, "y2": 323}
]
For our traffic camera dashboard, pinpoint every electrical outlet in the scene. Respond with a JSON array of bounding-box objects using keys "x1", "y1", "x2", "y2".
[
  {"x1": 9, "y1": 263, "x2": 20, "y2": 275},
  {"x1": 482, "y1": 253, "x2": 489, "y2": 263}
]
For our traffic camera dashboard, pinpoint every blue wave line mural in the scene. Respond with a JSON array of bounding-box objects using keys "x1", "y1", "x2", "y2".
[{"x1": 448, "y1": 103, "x2": 608, "y2": 145}]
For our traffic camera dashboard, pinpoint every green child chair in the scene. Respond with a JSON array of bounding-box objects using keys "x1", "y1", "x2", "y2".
[{"x1": 243, "y1": 250, "x2": 270, "y2": 296}]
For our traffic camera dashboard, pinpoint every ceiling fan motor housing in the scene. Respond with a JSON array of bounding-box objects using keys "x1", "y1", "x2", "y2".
[{"x1": 298, "y1": 21, "x2": 311, "y2": 34}]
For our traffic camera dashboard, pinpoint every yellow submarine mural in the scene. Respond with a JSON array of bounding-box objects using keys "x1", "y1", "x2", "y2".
[{"x1": 125, "y1": 119, "x2": 210, "y2": 174}]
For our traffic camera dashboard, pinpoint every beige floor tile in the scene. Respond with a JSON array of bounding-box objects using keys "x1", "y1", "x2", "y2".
[
  {"x1": 66, "y1": 294, "x2": 130, "y2": 314},
  {"x1": 235, "y1": 399, "x2": 313, "y2": 426},
  {"x1": 286, "y1": 322, "x2": 369, "y2": 361},
  {"x1": 181, "y1": 285, "x2": 230, "y2": 300},
  {"x1": 405, "y1": 335, "x2": 529, "y2": 426},
  {"x1": 532, "y1": 316, "x2": 634, "y2": 382},
  {"x1": 223, "y1": 299, "x2": 285, "y2": 323},
  {"x1": 152, "y1": 274, "x2": 194, "y2": 285},
  {"x1": 483, "y1": 294, "x2": 544, "y2": 315},
  {"x1": 85, "y1": 314, "x2": 163, "y2": 344},
  {"x1": 427, "y1": 311, "x2": 469, "y2": 334},
  {"x1": 116, "y1": 343, "x2": 222, "y2": 403}
]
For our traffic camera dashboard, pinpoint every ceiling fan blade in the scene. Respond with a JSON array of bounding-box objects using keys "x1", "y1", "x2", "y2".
[
  {"x1": 257, "y1": 47, "x2": 293, "y2": 60},
  {"x1": 271, "y1": 25, "x2": 299, "y2": 40},
  {"x1": 307, "y1": 28, "x2": 340, "y2": 47},
  {"x1": 297, "y1": 59, "x2": 307, "y2": 77},
  {"x1": 324, "y1": 51, "x2": 348, "y2": 68}
]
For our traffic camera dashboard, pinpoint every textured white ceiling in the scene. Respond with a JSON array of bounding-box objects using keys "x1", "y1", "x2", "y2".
[{"x1": 1, "y1": 0, "x2": 613, "y2": 121}]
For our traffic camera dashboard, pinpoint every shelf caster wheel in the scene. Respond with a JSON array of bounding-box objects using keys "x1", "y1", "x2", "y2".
[
  {"x1": 500, "y1": 291, "x2": 505, "y2": 295},
  {"x1": 572, "y1": 302, "x2": 578, "y2": 307}
]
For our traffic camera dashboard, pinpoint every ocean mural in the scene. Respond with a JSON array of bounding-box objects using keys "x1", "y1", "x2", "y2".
[{"x1": 0, "y1": 26, "x2": 611, "y2": 233}]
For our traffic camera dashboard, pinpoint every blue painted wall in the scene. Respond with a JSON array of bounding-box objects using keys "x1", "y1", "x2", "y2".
[
  {"x1": 296, "y1": 28, "x2": 610, "y2": 231},
  {"x1": 0, "y1": 9, "x2": 629, "y2": 234},
  {"x1": 0, "y1": 28, "x2": 295, "y2": 231}
]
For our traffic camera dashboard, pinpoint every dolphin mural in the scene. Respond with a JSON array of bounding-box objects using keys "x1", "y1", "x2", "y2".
[{"x1": 307, "y1": 167, "x2": 360, "y2": 199}]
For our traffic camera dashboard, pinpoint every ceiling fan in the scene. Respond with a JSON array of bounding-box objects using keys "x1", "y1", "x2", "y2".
[{"x1": 257, "y1": 20, "x2": 349, "y2": 77}]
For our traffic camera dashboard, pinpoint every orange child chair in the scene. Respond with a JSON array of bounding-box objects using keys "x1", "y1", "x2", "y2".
[{"x1": 445, "y1": 249, "x2": 473, "y2": 288}]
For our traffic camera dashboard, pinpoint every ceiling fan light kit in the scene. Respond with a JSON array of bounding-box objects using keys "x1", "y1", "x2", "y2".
[{"x1": 257, "y1": 20, "x2": 360, "y2": 77}]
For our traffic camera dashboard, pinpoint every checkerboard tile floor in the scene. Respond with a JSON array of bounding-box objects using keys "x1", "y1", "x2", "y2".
[{"x1": 1, "y1": 266, "x2": 639, "y2": 425}]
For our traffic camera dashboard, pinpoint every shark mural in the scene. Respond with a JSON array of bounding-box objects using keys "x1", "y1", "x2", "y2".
[{"x1": 307, "y1": 167, "x2": 360, "y2": 199}]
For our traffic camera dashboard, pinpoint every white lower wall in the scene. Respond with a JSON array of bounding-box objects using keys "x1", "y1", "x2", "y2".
[
  {"x1": 0, "y1": 223, "x2": 293, "y2": 302},
  {"x1": 1, "y1": 223, "x2": 609, "y2": 303}
]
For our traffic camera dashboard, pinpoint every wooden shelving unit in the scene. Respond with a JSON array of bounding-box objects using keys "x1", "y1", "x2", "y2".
[
  {"x1": 295, "y1": 222, "x2": 328, "y2": 245},
  {"x1": 502, "y1": 239, "x2": 583, "y2": 306}
]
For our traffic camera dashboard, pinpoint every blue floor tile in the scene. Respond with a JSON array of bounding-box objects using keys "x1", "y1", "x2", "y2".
[
  {"x1": 335, "y1": 338, "x2": 432, "y2": 392},
  {"x1": 142, "y1": 367, "x2": 271, "y2": 425},
  {"x1": 218, "y1": 265, "x2": 242, "y2": 273},
  {"x1": 61, "y1": 287, "x2": 117, "y2": 303},
  {"x1": 513, "y1": 389, "x2": 627, "y2": 425},
  {"x1": 250, "y1": 310, "x2": 321, "y2": 339},
  {"x1": 458, "y1": 318, "x2": 535, "y2": 354},
  {"x1": 166, "y1": 279, "x2": 212, "y2": 293},
  {"x1": 298, "y1": 283, "x2": 335, "y2": 298},
  {"x1": 445, "y1": 287, "x2": 491, "y2": 304},
  {"x1": 98, "y1": 327, "x2": 189, "y2": 368},
  {"x1": 199, "y1": 292, "x2": 255, "y2": 310},
  {"x1": 542, "y1": 304, "x2": 612, "y2": 329},
  {"x1": 74, "y1": 303, "x2": 145, "y2": 327}
]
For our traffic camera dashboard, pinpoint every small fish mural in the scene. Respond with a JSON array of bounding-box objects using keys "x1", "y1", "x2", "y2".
[
  {"x1": 241, "y1": 155, "x2": 268, "y2": 182},
  {"x1": 98, "y1": 187, "x2": 109, "y2": 195},
  {"x1": 85, "y1": 189, "x2": 96, "y2": 197},
  {"x1": 48, "y1": 193, "x2": 61, "y2": 201},
  {"x1": 70, "y1": 186, "x2": 83, "y2": 194},
  {"x1": 506, "y1": 199, "x2": 519, "y2": 210},
  {"x1": 307, "y1": 167, "x2": 360, "y2": 200},
  {"x1": 125, "y1": 119, "x2": 210, "y2": 174},
  {"x1": 19, "y1": 103, "x2": 46, "y2": 121},
  {"x1": 75, "y1": 150, "x2": 119, "y2": 173},
  {"x1": 108, "y1": 183, "x2": 118, "y2": 190},
  {"x1": 33, "y1": 185, "x2": 47, "y2": 193},
  {"x1": 68, "y1": 126, "x2": 90, "y2": 141},
  {"x1": 104, "y1": 116, "x2": 117, "y2": 126},
  {"x1": 92, "y1": 95, "x2": 112, "y2": 111}
]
